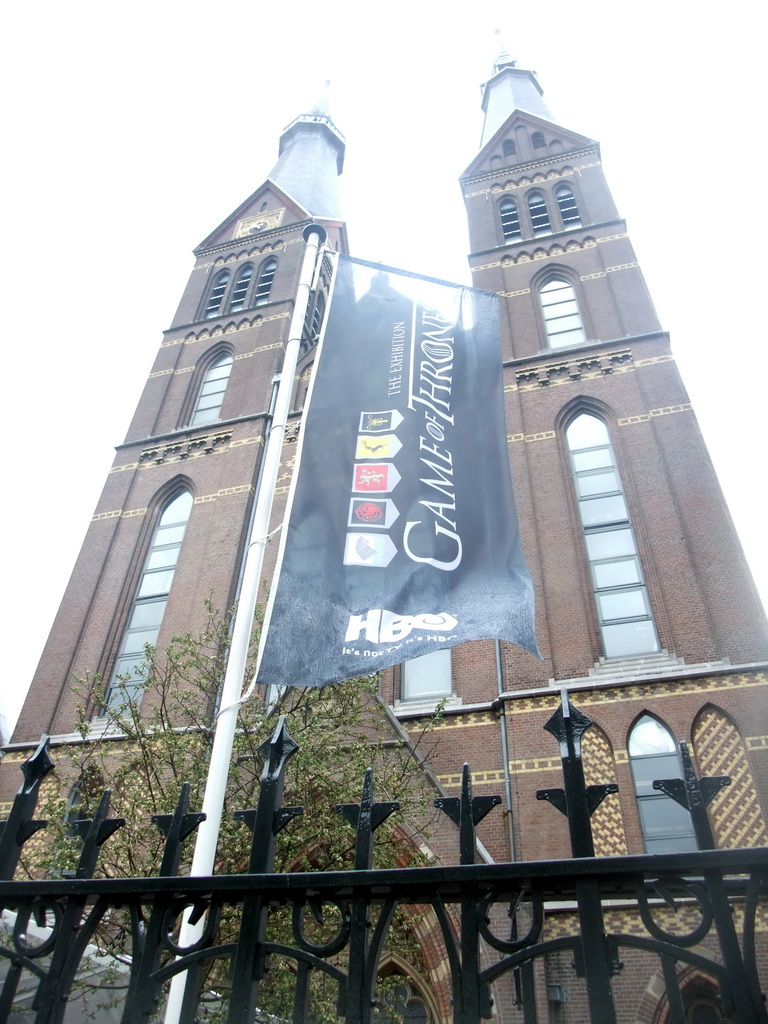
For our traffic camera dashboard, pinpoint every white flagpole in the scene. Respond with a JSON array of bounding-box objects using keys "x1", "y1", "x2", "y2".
[{"x1": 164, "y1": 223, "x2": 327, "y2": 1024}]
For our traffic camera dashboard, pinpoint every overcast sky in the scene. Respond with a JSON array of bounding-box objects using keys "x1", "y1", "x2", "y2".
[{"x1": 2, "y1": 1, "x2": 765, "y2": 737}]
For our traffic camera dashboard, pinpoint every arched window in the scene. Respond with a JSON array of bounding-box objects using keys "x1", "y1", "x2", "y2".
[
  {"x1": 556, "y1": 184, "x2": 581, "y2": 227},
  {"x1": 190, "y1": 352, "x2": 233, "y2": 426},
  {"x1": 301, "y1": 291, "x2": 326, "y2": 354},
  {"x1": 527, "y1": 192, "x2": 551, "y2": 236},
  {"x1": 499, "y1": 198, "x2": 521, "y2": 242},
  {"x1": 566, "y1": 413, "x2": 659, "y2": 658},
  {"x1": 104, "y1": 490, "x2": 194, "y2": 710},
  {"x1": 539, "y1": 277, "x2": 585, "y2": 347},
  {"x1": 254, "y1": 258, "x2": 277, "y2": 305},
  {"x1": 204, "y1": 270, "x2": 230, "y2": 319},
  {"x1": 311, "y1": 291, "x2": 326, "y2": 341},
  {"x1": 502, "y1": 139, "x2": 516, "y2": 157},
  {"x1": 378, "y1": 975, "x2": 434, "y2": 1022},
  {"x1": 531, "y1": 131, "x2": 546, "y2": 150},
  {"x1": 629, "y1": 714, "x2": 696, "y2": 853},
  {"x1": 228, "y1": 264, "x2": 253, "y2": 312}
]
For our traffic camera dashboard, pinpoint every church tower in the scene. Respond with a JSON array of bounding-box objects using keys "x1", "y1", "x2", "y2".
[
  {"x1": 5, "y1": 97, "x2": 346, "y2": 749},
  {"x1": 380, "y1": 44, "x2": 768, "y2": 866}
]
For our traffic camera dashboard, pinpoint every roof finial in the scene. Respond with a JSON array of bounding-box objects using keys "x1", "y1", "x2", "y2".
[
  {"x1": 493, "y1": 29, "x2": 518, "y2": 73},
  {"x1": 310, "y1": 79, "x2": 332, "y2": 118}
]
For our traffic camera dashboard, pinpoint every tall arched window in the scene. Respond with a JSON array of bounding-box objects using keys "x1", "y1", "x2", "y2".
[
  {"x1": 531, "y1": 131, "x2": 546, "y2": 151},
  {"x1": 104, "y1": 490, "x2": 194, "y2": 710},
  {"x1": 204, "y1": 270, "x2": 230, "y2": 319},
  {"x1": 190, "y1": 352, "x2": 233, "y2": 426},
  {"x1": 502, "y1": 139, "x2": 516, "y2": 157},
  {"x1": 527, "y1": 192, "x2": 551, "y2": 236},
  {"x1": 556, "y1": 184, "x2": 581, "y2": 227},
  {"x1": 301, "y1": 291, "x2": 326, "y2": 354},
  {"x1": 311, "y1": 291, "x2": 326, "y2": 341},
  {"x1": 228, "y1": 264, "x2": 253, "y2": 312},
  {"x1": 499, "y1": 198, "x2": 521, "y2": 242},
  {"x1": 629, "y1": 714, "x2": 696, "y2": 853},
  {"x1": 539, "y1": 277, "x2": 586, "y2": 347},
  {"x1": 566, "y1": 413, "x2": 659, "y2": 658},
  {"x1": 254, "y1": 258, "x2": 277, "y2": 305}
]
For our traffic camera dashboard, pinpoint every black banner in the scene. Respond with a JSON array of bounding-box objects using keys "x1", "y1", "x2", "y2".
[{"x1": 256, "y1": 255, "x2": 537, "y2": 687}]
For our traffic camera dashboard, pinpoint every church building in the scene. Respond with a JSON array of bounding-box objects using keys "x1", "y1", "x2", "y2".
[{"x1": 3, "y1": 43, "x2": 767, "y2": 1024}]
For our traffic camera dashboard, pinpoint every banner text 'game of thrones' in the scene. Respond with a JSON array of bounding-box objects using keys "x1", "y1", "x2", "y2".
[{"x1": 256, "y1": 255, "x2": 537, "y2": 688}]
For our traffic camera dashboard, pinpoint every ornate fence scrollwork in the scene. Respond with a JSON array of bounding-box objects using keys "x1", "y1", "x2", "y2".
[{"x1": 0, "y1": 705, "x2": 766, "y2": 1024}]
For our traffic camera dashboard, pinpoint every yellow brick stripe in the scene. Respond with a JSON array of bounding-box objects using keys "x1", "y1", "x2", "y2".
[
  {"x1": 161, "y1": 312, "x2": 291, "y2": 348},
  {"x1": 149, "y1": 342, "x2": 283, "y2": 379},
  {"x1": 463, "y1": 161, "x2": 600, "y2": 200},
  {"x1": 505, "y1": 673, "x2": 768, "y2": 719},
  {"x1": 618, "y1": 403, "x2": 692, "y2": 426},
  {"x1": 484, "y1": 232, "x2": 630, "y2": 280},
  {"x1": 437, "y1": 768, "x2": 507, "y2": 789},
  {"x1": 193, "y1": 485, "x2": 254, "y2": 504},
  {"x1": 580, "y1": 262, "x2": 639, "y2": 280},
  {"x1": 92, "y1": 507, "x2": 147, "y2": 522},
  {"x1": 430, "y1": 712, "x2": 496, "y2": 731},
  {"x1": 193, "y1": 235, "x2": 296, "y2": 273},
  {"x1": 545, "y1": 903, "x2": 768, "y2": 940},
  {"x1": 235, "y1": 342, "x2": 283, "y2": 361},
  {"x1": 507, "y1": 756, "x2": 561, "y2": 774},
  {"x1": 507, "y1": 431, "x2": 556, "y2": 444},
  {"x1": 92, "y1": 485, "x2": 253, "y2": 522},
  {"x1": 229, "y1": 436, "x2": 264, "y2": 449}
]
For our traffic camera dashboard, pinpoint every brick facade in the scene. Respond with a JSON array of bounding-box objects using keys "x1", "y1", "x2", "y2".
[{"x1": 3, "y1": 59, "x2": 767, "y2": 1024}]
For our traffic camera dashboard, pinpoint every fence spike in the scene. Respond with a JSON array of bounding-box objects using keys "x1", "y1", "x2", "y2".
[
  {"x1": 151, "y1": 782, "x2": 206, "y2": 877},
  {"x1": 336, "y1": 768, "x2": 399, "y2": 872},
  {"x1": 69, "y1": 789, "x2": 125, "y2": 879},
  {"x1": 435, "y1": 763, "x2": 501, "y2": 865},
  {"x1": 0, "y1": 735, "x2": 54, "y2": 879}
]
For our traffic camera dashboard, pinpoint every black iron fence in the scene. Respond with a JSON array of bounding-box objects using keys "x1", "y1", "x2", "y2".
[{"x1": 0, "y1": 698, "x2": 766, "y2": 1024}]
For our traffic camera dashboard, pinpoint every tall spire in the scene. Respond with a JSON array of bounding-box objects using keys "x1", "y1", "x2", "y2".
[
  {"x1": 479, "y1": 34, "x2": 553, "y2": 149},
  {"x1": 492, "y1": 29, "x2": 518, "y2": 72},
  {"x1": 268, "y1": 81, "x2": 345, "y2": 220}
]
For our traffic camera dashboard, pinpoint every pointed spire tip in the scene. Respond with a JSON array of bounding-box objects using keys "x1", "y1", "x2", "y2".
[{"x1": 493, "y1": 28, "x2": 518, "y2": 72}]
